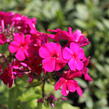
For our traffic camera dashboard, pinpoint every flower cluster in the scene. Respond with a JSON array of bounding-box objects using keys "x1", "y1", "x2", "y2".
[{"x1": 0, "y1": 12, "x2": 92, "y2": 98}]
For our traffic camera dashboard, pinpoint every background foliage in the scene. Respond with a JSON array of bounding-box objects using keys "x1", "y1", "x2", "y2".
[{"x1": 0, "y1": 0, "x2": 109, "y2": 109}]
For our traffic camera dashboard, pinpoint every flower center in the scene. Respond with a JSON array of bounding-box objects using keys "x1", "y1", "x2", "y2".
[
  {"x1": 52, "y1": 53, "x2": 58, "y2": 58},
  {"x1": 72, "y1": 53, "x2": 77, "y2": 59},
  {"x1": 20, "y1": 42, "x2": 26, "y2": 48}
]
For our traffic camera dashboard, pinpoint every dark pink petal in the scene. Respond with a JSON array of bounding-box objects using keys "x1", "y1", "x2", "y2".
[
  {"x1": 0, "y1": 34, "x2": 6, "y2": 45},
  {"x1": 55, "y1": 77, "x2": 65, "y2": 90},
  {"x1": 8, "y1": 79, "x2": 14, "y2": 88},
  {"x1": 24, "y1": 49, "x2": 29, "y2": 57},
  {"x1": 15, "y1": 49, "x2": 25, "y2": 61},
  {"x1": 42, "y1": 57, "x2": 55, "y2": 72},
  {"x1": 61, "y1": 82, "x2": 69, "y2": 96},
  {"x1": 78, "y1": 48, "x2": 85, "y2": 59},
  {"x1": 72, "y1": 29, "x2": 81, "y2": 42},
  {"x1": 67, "y1": 80, "x2": 76, "y2": 92},
  {"x1": 78, "y1": 35, "x2": 90, "y2": 47},
  {"x1": 84, "y1": 73, "x2": 92, "y2": 81},
  {"x1": 55, "y1": 59, "x2": 66, "y2": 71},
  {"x1": 25, "y1": 35, "x2": 31, "y2": 43},
  {"x1": 76, "y1": 87, "x2": 83, "y2": 96}
]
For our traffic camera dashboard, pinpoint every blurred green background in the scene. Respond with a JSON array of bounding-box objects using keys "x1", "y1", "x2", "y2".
[{"x1": 0, "y1": 0, "x2": 109, "y2": 109}]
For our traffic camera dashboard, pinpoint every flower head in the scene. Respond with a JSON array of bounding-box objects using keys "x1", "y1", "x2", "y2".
[
  {"x1": 48, "y1": 27, "x2": 90, "y2": 47},
  {"x1": 39, "y1": 42, "x2": 66, "y2": 72},
  {"x1": 63, "y1": 42, "x2": 85, "y2": 71},
  {"x1": 9, "y1": 33, "x2": 31, "y2": 61},
  {"x1": 55, "y1": 70, "x2": 83, "y2": 96}
]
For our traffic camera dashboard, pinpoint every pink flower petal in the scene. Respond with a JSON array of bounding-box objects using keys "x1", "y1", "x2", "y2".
[
  {"x1": 0, "y1": 34, "x2": 6, "y2": 45},
  {"x1": 15, "y1": 49, "x2": 25, "y2": 61},
  {"x1": 67, "y1": 80, "x2": 76, "y2": 92},
  {"x1": 78, "y1": 49, "x2": 85, "y2": 59},
  {"x1": 61, "y1": 83, "x2": 69, "y2": 96},
  {"x1": 68, "y1": 58, "x2": 76, "y2": 71},
  {"x1": 14, "y1": 33, "x2": 24, "y2": 43},
  {"x1": 76, "y1": 87, "x2": 83, "y2": 96},
  {"x1": 76, "y1": 60, "x2": 84, "y2": 71},
  {"x1": 39, "y1": 46, "x2": 50, "y2": 58},
  {"x1": 55, "y1": 59, "x2": 66, "y2": 71},
  {"x1": 84, "y1": 73, "x2": 92, "y2": 81},
  {"x1": 42, "y1": 57, "x2": 55, "y2": 72},
  {"x1": 78, "y1": 35, "x2": 90, "y2": 47},
  {"x1": 70, "y1": 42, "x2": 80, "y2": 53},
  {"x1": 63, "y1": 47, "x2": 72, "y2": 60},
  {"x1": 55, "y1": 77, "x2": 65, "y2": 90},
  {"x1": 45, "y1": 42, "x2": 61, "y2": 55},
  {"x1": 72, "y1": 29, "x2": 81, "y2": 42},
  {"x1": 25, "y1": 35, "x2": 31, "y2": 43},
  {"x1": 68, "y1": 58, "x2": 83, "y2": 71},
  {"x1": 8, "y1": 42, "x2": 19, "y2": 53}
]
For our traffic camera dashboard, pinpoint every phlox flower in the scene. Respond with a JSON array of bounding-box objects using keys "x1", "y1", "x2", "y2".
[
  {"x1": 63, "y1": 42, "x2": 85, "y2": 71},
  {"x1": 39, "y1": 42, "x2": 66, "y2": 72},
  {"x1": 8, "y1": 33, "x2": 31, "y2": 61},
  {"x1": 67, "y1": 27, "x2": 90, "y2": 46},
  {"x1": 48, "y1": 27, "x2": 90, "y2": 47},
  {"x1": 55, "y1": 71, "x2": 83, "y2": 96}
]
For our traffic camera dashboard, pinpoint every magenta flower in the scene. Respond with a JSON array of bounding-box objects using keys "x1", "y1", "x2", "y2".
[
  {"x1": 67, "y1": 27, "x2": 90, "y2": 46},
  {"x1": 8, "y1": 33, "x2": 31, "y2": 61},
  {"x1": 55, "y1": 71, "x2": 83, "y2": 96},
  {"x1": 39, "y1": 42, "x2": 66, "y2": 72},
  {"x1": 63, "y1": 42, "x2": 85, "y2": 71},
  {"x1": 48, "y1": 27, "x2": 90, "y2": 47}
]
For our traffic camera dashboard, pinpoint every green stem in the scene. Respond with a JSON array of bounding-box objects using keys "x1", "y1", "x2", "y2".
[{"x1": 42, "y1": 78, "x2": 45, "y2": 98}]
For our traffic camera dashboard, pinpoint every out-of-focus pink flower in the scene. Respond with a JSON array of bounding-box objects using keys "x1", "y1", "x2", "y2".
[
  {"x1": 39, "y1": 42, "x2": 66, "y2": 72},
  {"x1": 63, "y1": 42, "x2": 85, "y2": 71},
  {"x1": 8, "y1": 33, "x2": 31, "y2": 61},
  {"x1": 55, "y1": 70, "x2": 83, "y2": 96}
]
